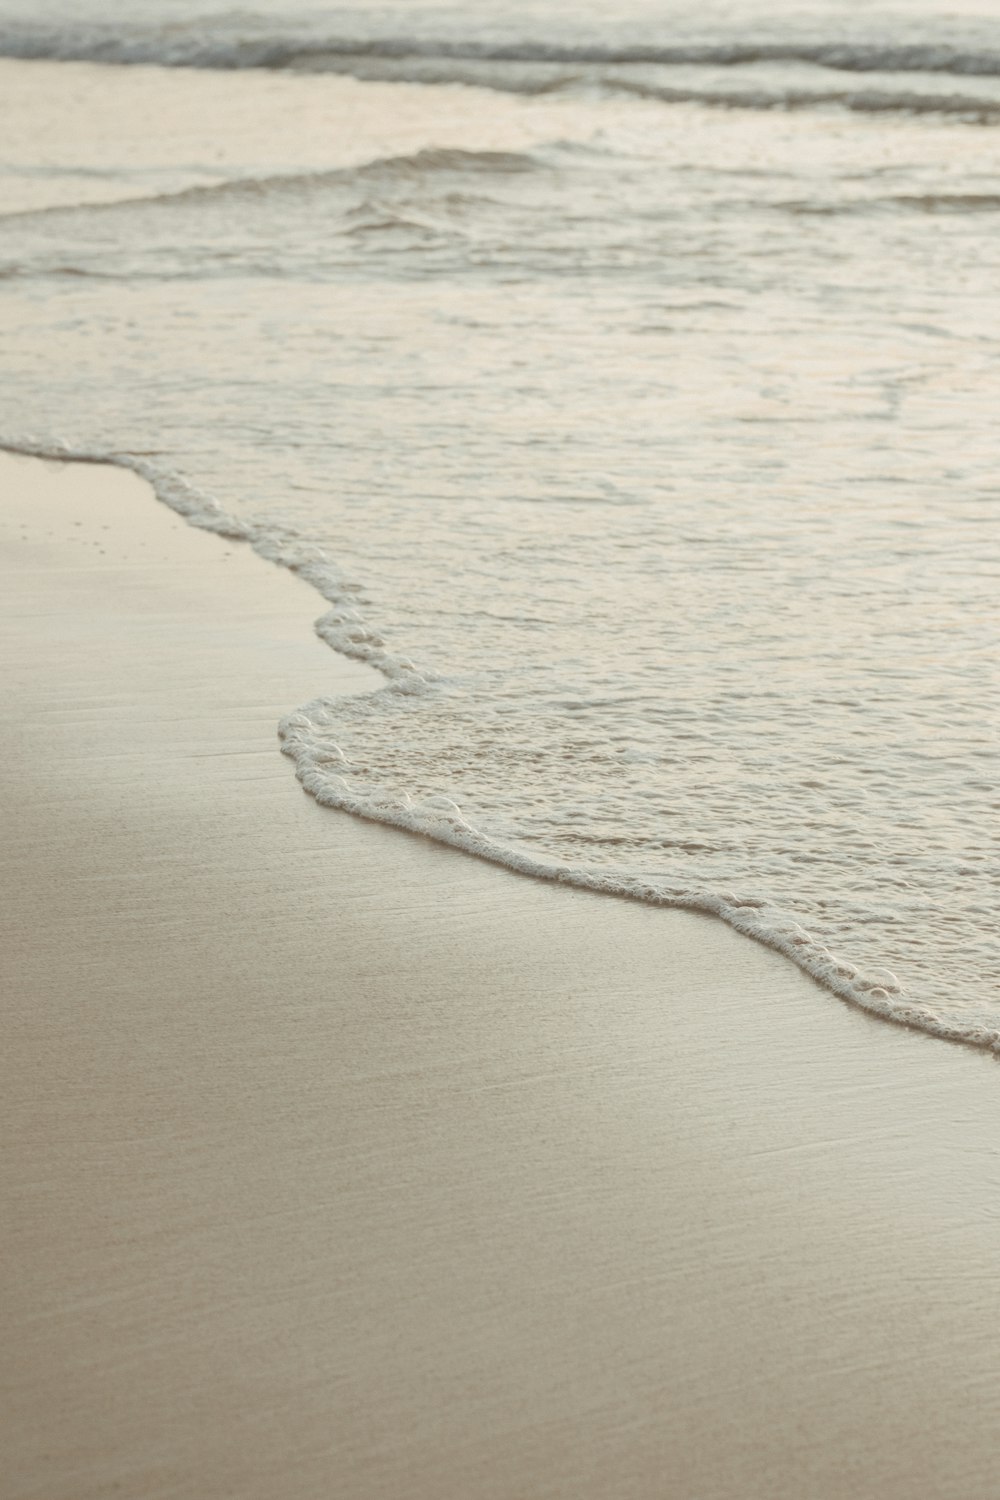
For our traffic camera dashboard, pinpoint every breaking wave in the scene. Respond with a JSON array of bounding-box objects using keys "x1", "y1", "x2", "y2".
[{"x1": 0, "y1": 147, "x2": 545, "y2": 225}]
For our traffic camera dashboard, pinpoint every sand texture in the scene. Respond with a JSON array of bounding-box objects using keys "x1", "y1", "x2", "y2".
[{"x1": 2, "y1": 452, "x2": 1000, "y2": 1500}]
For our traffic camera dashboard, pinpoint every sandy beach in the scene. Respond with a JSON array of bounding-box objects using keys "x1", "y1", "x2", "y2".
[{"x1": 2, "y1": 449, "x2": 1000, "y2": 1499}]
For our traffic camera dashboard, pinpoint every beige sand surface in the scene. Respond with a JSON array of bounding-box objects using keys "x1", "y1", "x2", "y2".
[{"x1": 2, "y1": 451, "x2": 999, "y2": 1500}]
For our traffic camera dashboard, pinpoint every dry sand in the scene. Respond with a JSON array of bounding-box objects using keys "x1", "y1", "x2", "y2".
[{"x1": 2, "y1": 450, "x2": 999, "y2": 1500}]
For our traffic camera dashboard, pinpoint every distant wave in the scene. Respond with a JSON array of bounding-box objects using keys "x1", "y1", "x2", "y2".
[
  {"x1": 4, "y1": 21, "x2": 1000, "y2": 81},
  {"x1": 613, "y1": 80, "x2": 1000, "y2": 120},
  {"x1": 779, "y1": 191, "x2": 1000, "y2": 216},
  {"x1": 0, "y1": 147, "x2": 545, "y2": 226},
  {"x1": 7, "y1": 144, "x2": 1000, "y2": 254}
]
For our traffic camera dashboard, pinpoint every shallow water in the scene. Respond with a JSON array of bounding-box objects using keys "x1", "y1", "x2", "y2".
[{"x1": 1, "y1": 0, "x2": 998, "y2": 1046}]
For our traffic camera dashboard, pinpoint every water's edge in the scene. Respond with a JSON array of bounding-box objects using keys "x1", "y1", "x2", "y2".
[{"x1": 5, "y1": 434, "x2": 995, "y2": 1054}]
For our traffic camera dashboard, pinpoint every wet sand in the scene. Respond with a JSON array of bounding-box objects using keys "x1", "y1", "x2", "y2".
[{"x1": 2, "y1": 450, "x2": 999, "y2": 1500}]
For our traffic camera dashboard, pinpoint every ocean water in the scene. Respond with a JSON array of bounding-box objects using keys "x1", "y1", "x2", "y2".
[{"x1": 1, "y1": 1, "x2": 998, "y2": 1047}]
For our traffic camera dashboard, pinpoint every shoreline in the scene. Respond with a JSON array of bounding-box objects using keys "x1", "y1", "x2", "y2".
[
  {"x1": 3, "y1": 451, "x2": 1000, "y2": 1499},
  {"x1": 6, "y1": 439, "x2": 977, "y2": 1055}
]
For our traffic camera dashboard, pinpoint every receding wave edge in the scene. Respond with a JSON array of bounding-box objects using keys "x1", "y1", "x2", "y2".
[{"x1": 4, "y1": 432, "x2": 996, "y2": 1054}]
